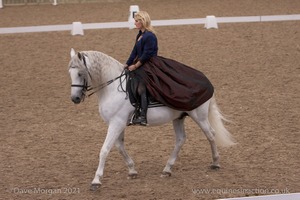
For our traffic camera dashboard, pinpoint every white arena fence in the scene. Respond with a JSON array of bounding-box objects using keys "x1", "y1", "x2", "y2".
[
  {"x1": 0, "y1": 14, "x2": 300, "y2": 34},
  {"x1": 2, "y1": 0, "x2": 101, "y2": 6}
]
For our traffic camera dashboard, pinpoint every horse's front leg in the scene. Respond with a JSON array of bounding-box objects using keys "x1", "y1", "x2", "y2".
[
  {"x1": 90, "y1": 123, "x2": 125, "y2": 191},
  {"x1": 115, "y1": 131, "x2": 138, "y2": 179}
]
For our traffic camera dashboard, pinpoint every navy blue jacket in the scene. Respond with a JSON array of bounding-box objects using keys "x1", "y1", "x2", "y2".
[{"x1": 126, "y1": 30, "x2": 158, "y2": 66}]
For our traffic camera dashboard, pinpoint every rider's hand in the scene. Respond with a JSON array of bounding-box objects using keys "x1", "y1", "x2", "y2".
[{"x1": 128, "y1": 64, "x2": 137, "y2": 71}]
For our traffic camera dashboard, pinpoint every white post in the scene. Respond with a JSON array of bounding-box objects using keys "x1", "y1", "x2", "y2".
[
  {"x1": 204, "y1": 15, "x2": 218, "y2": 29},
  {"x1": 53, "y1": 0, "x2": 57, "y2": 6},
  {"x1": 71, "y1": 22, "x2": 84, "y2": 36},
  {"x1": 0, "y1": 0, "x2": 3, "y2": 9},
  {"x1": 128, "y1": 5, "x2": 139, "y2": 29}
]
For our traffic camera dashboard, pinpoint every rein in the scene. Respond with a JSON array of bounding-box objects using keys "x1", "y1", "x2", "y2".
[{"x1": 87, "y1": 69, "x2": 128, "y2": 97}]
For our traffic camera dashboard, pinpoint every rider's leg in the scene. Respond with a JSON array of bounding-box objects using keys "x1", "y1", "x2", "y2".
[{"x1": 133, "y1": 82, "x2": 148, "y2": 125}]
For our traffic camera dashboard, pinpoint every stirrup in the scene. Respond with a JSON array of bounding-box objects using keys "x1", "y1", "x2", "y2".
[{"x1": 132, "y1": 116, "x2": 148, "y2": 126}]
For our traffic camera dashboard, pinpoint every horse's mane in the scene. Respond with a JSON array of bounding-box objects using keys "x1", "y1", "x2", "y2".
[{"x1": 70, "y1": 51, "x2": 124, "y2": 87}]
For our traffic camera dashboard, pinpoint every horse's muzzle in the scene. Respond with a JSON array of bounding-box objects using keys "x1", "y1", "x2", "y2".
[{"x1": 71, "y1": 96, "x2": 81, "y2": 104}]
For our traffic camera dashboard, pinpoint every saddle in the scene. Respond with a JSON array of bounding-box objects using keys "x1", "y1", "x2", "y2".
[
  {"x1": 125, "y1": 73, "x2": 164, "y2": 125},
  {"x1": 126, "y1": 75, "x2": 164, "y2": 109}
]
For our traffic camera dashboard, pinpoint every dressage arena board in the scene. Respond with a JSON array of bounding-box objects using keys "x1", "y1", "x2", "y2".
[
  {"x1": 1, "y1": 1, "x2": 299, "y2": 200},
  {"x1": 0, "y1": 14, "x2": 300, "y2": 34}
]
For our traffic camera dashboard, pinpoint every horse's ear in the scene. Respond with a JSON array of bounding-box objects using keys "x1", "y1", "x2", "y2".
[
  {"x1": 70, "y1": 48, "x2": 76, "y2": 57},
  {"x1": 77, "y1": 52, "x2": 82, "y2": 60}
]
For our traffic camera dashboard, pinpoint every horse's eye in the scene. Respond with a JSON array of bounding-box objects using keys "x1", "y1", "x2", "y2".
[{"x1": 78, "y1": 73, "x2": 82, "y2": 77}]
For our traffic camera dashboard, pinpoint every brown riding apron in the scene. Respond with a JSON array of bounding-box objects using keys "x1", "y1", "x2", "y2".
[{"x1": 130, "y1": 56, "x2": 214, "y2": 111}]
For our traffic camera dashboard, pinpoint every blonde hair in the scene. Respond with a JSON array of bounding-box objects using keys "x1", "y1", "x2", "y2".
[{"x1": 134, "y1": 11, "x2": 156, "y2": 34}]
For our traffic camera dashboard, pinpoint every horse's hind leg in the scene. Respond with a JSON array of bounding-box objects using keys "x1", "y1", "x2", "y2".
[
  {"x1": 199, "y1": 118, "x2": 220, "y2": 169},
  {"x1": 115, "y1": 131, "x2": 138, "y2": 179},
  {"x1": 162, "y1": 118, "x2": 186, "y2": 177},
  {"x1": 189, "y1": 102, "x2": 220, "y2": 169}
]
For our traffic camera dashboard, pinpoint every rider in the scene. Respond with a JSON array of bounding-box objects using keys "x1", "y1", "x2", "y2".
[
  {"x1": 125, "y1": 11, "x2": 214, "y2": 126},
  {"x1": 125, "y1": 11, "x2": 158, "y2": 126}
]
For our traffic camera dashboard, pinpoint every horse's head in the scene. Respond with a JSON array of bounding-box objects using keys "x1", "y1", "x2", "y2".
[{"x1": 68, "y1": 48, "x2": 91, "y2": 104}]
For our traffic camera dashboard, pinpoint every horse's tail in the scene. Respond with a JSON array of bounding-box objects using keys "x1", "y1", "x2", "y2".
[{"x1": 208, "y1": 96, "x2": 236, "y2": 147}]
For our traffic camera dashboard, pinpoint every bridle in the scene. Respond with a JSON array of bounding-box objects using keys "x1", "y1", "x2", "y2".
[
  {"x1": 70, "y1": 54, "x2": 92, "y2": 102},
  {"x1": 70, "y1": 55, "x2": 129, "y2": 101}
]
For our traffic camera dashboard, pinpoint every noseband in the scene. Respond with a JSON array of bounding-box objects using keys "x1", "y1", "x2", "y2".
[{"x1": 71, "y1": 78, "x2": 89, "y2": 101}]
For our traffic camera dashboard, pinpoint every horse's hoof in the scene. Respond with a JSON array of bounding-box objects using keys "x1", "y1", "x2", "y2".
[
  {"x1": 160, "y1": 171, "x2": 172, "y2": 178},
  {"x1": 210, "y1": 165, "x2": 220, "y2": 170},
  {"x1": 127, "y1": 173, "x2": 138, "y2": 179},
  {"x1": 90, "y1": 183, "x2": 101, "y2": 191}
]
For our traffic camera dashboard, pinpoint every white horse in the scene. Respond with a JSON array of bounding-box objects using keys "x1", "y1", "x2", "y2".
[{"x1": 68, "y1": 49, "x2": 235, "y2": 191}]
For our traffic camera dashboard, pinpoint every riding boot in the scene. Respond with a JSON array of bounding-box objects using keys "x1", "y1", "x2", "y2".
[{"x1": 133, "y1": 92, "x2": 148, "y2": 126}]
